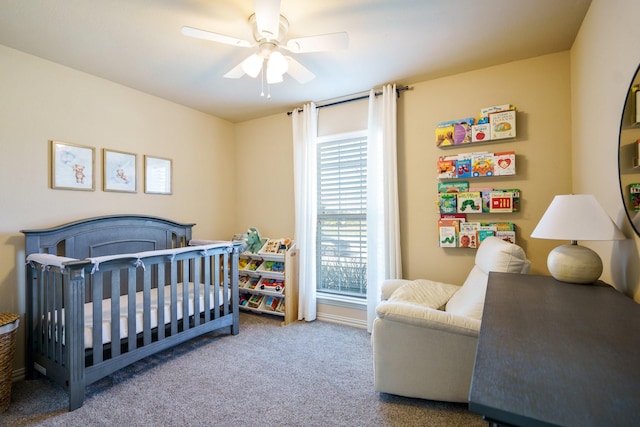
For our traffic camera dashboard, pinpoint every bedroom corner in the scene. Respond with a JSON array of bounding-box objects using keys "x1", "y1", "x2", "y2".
[{"x1": 0, "y1": 44, "x2": 238, "y2": 377}]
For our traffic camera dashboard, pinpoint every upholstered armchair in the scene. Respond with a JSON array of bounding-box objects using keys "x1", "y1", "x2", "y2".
[{"x1": 371, "y1": 236, "x2": 530, "y2": 402}]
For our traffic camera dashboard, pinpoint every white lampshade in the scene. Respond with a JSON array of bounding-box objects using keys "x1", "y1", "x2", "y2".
[
  {"x1": 531, "y1": 194, "x2": 625, "y2": 284},
  {"x1": 266, "y1": 51, "x2": 287, "y2": 84},
  {"x1": 268, "y1": 51, "x2": 288, "y2": 75},
  {"x1": 531, "y1": 194, "x2": 625, "y2": 241},
  {"x1": 242, "y1": 54, "x2": 264, "y2": 78}
]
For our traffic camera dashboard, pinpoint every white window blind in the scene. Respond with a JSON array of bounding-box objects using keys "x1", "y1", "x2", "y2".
[{"x1": 316, "y1": 136, "x2": 367, "y2": 297}]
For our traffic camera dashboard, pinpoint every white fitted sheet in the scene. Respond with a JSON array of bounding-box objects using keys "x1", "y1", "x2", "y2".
[{"x1": 48, "y1": 282, "x2": 228, "y2": 349}]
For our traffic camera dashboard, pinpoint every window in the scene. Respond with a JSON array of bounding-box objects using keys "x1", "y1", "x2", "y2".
[{"x1": 316, "y1": 133, "x2": 367, "y2": 298}]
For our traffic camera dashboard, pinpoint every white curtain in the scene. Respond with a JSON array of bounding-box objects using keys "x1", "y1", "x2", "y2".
[
  {"x1": 292, "y1": 102, "x2": 318, "y2": 322},
  {"x1": 366, "y1": 84, "x2": 402, "y2": 332}
]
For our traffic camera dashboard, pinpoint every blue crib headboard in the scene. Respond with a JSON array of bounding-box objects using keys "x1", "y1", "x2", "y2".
[{"x1": 22, "y1": 214, "x2": 195, "y2": 259}]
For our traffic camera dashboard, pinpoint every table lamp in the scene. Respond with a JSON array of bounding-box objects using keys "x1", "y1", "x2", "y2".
[{"x1": 531, "y1": 194, "x2": 625, "y2": 284}]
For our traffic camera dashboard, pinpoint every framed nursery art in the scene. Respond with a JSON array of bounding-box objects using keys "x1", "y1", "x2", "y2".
[
  {"x1": 144, "y1": 155, "x2": 172, "y2": 194},
  {"x1": 103, "y1": 149, "x2": 137, "y2": 193},
  {"x1": 50, "y1": 140, "x2": 95, "y2": 191}
]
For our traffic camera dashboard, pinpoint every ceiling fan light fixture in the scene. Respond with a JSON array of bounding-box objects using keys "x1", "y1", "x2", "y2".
[
  {"x1": 266, "y1": 63, "x2": 284, "y2": 84},
  {"x1": 268, "y1": 51, "x2": 288, "y2": 75},
  {"x1": 242, "y1": 53, "x2": 264, "y2": 78}
]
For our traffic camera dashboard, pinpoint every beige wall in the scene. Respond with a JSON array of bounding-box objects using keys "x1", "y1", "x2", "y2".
[
  {"x1": 233, "y1": 113, "x2": 296, "y2": 238},
  {"x1": 571, "y1": 0, "x2": 640, "y2": 299},
  {"x1": 0, "y1": 45, "x2": 237, "y2": 373},
  {"x1": 399, "y1": 52, "x2": 572, "y2": 283}
]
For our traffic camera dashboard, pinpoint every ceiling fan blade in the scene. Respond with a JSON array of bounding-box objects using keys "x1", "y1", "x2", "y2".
[
  {"x1": 223, "y1": 60, "x2": 247, "y2": 79},
  {"x1": 285, "y1": 32, "x2": 349, "y2": 53},
  {"x1": 182, "y1": 26, "x2": 253, "y2": 48},
  {"x1": 254, "y1": 0, "x2": 281, "y2": 39},
  {"x1": 285, "y1": 56, "x2": 315, "y2": 84}
]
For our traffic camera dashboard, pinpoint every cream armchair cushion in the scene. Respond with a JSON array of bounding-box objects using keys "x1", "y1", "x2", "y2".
[
  {"x1": 372, "y1": 237, "x2": 530, "y2": 402},
  {"x1": 445, "y1": 237, "x2": 530, "y2": 320}
]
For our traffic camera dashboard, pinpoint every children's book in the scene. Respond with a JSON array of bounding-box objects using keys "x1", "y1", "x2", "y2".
[
  {"x1": 438, "y1": 219, "x2": 460, "y2": 248},
  {"x1": 630, "y1": 183, "x2": 640, "y2": 211},
  {"x1": 438, "y1": 181, "x2": 469, "y2": 194},
  {"x1": 439, "y1": 193, "x2": 457, "y2": 214},
  {"x1": 457, "y1": 192, "x2": 482, "y2": 213}
]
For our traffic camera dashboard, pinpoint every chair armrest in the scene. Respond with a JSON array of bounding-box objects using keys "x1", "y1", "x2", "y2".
[
  {"x1": 376, "y1": 301, "x2": 480, "y2": 338},
  {"x1": 380, "y1": 279, "x2": 414, "y2": 301}
]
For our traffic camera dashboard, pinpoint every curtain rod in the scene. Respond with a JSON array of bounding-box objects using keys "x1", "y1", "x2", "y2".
[{"x1": 287, "y1": 85, "x2": 410, "y2": 116}]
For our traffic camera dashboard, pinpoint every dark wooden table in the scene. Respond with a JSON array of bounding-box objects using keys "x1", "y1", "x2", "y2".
[{"x1": 469, "y1": 272, "x2": 640, "y2": 427}]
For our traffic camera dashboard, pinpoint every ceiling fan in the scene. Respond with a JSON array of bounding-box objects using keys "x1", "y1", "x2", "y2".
[{"x1": 182, "y1": 0, "x2": 348, "y2": 93}]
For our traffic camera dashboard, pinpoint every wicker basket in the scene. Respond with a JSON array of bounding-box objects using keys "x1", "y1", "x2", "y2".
[{"x1": 0, "y1": 313, "x2": 20, "y2": 413}]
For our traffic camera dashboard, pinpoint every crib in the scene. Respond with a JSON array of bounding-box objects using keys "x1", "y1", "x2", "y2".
[{"x1": 22, "y1": 215, "x2": 240, "y2": 411}]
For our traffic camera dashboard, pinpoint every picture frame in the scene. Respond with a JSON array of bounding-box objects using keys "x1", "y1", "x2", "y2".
[
  {"x1": 144, "y1": 155, "x2": 172, "y2": 194},
  {"x1": 50, "y1": 140, "x2": 95, "y2": 191},
  {"x1": 103, "y1": 149, "x2": 137, "y2": 193}
]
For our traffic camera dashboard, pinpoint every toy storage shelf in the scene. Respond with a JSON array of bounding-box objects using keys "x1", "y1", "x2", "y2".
[{"x1": 238, "y1": 240, "x2": 298, "y2": 326}]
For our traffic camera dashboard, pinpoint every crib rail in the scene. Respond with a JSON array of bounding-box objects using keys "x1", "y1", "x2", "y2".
[{"x1": 25, "y1": 242, "x2": 240, "y2": 410}]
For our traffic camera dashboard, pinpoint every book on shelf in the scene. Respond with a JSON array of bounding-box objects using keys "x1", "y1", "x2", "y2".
[
  {"x1": 259, "y1": 238, "x2": 292, "y2": 255},
  {"x1": 438, "y1": 219, "x2": 460, "y2": 248},
  {"x1": 438, "y1": 181, "x2": 469, "y2": 194}
]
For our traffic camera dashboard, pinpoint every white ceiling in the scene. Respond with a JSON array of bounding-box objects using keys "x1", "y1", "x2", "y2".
[{"x1": 0, "y1": 0, "x2": 591, "y2": 123}]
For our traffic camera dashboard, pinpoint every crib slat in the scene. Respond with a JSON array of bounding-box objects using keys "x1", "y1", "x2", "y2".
[
  {"x1": 170, "y1": 260, "x2": 178, "y2": 336},
  {"x1": 127, "y1": 267, "x2": 136, "y2": 352},
  {"x1": 214, "y1": 253, "x2": 221, "y2": 319},
  {"x1": 193, "y1": 257, "x2": 201, "y2": 327},
  {"x1": 156, "y1": 263, "x2": 166, "y2": 341},
  {"x1": 110, "y1": 272, "x2": 121, "y2": 358},
  {"x1": 203, "y1": 255, "x2": 211, "y2": 322},
  {"x1": 55, "y1": 273, "x2": 64, "y2": 364},
  {"x1": 222, "y1": 252, "x2": 229, "y2": 317},
  {"x1": 143, "y1": 266, "x2": 151, "y2": 345},
  {"x1": 182, "y1": 259, "x2": 189, "y2": 331},
  {"x1": 42, "y1": 270, "x2": 50, "y2": 359},
  {"x1": 92, "y1": 273, "x2": 104, "y2": 364},
  {"x1": 40, "y1": 270, "x2": 47, "y2": 358}
]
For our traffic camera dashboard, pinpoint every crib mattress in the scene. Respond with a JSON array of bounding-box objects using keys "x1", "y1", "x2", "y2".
[{"x1": 49, "y1": 282, "x2": 228, "y2": 349}]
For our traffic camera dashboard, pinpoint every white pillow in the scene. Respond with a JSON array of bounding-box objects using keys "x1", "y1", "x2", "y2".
[{"x1": 388, "y1": 279, "x2": 460, "y2": 310}]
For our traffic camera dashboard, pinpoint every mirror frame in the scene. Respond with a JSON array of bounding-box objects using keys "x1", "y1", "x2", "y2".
[{"x1": 618, "y1": 63, "x2": 640, "y2": 237}]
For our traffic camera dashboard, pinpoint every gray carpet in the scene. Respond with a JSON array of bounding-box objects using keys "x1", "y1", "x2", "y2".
[{"x1": 1, "y1": 312, "x2": 484, "y2": 426}]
